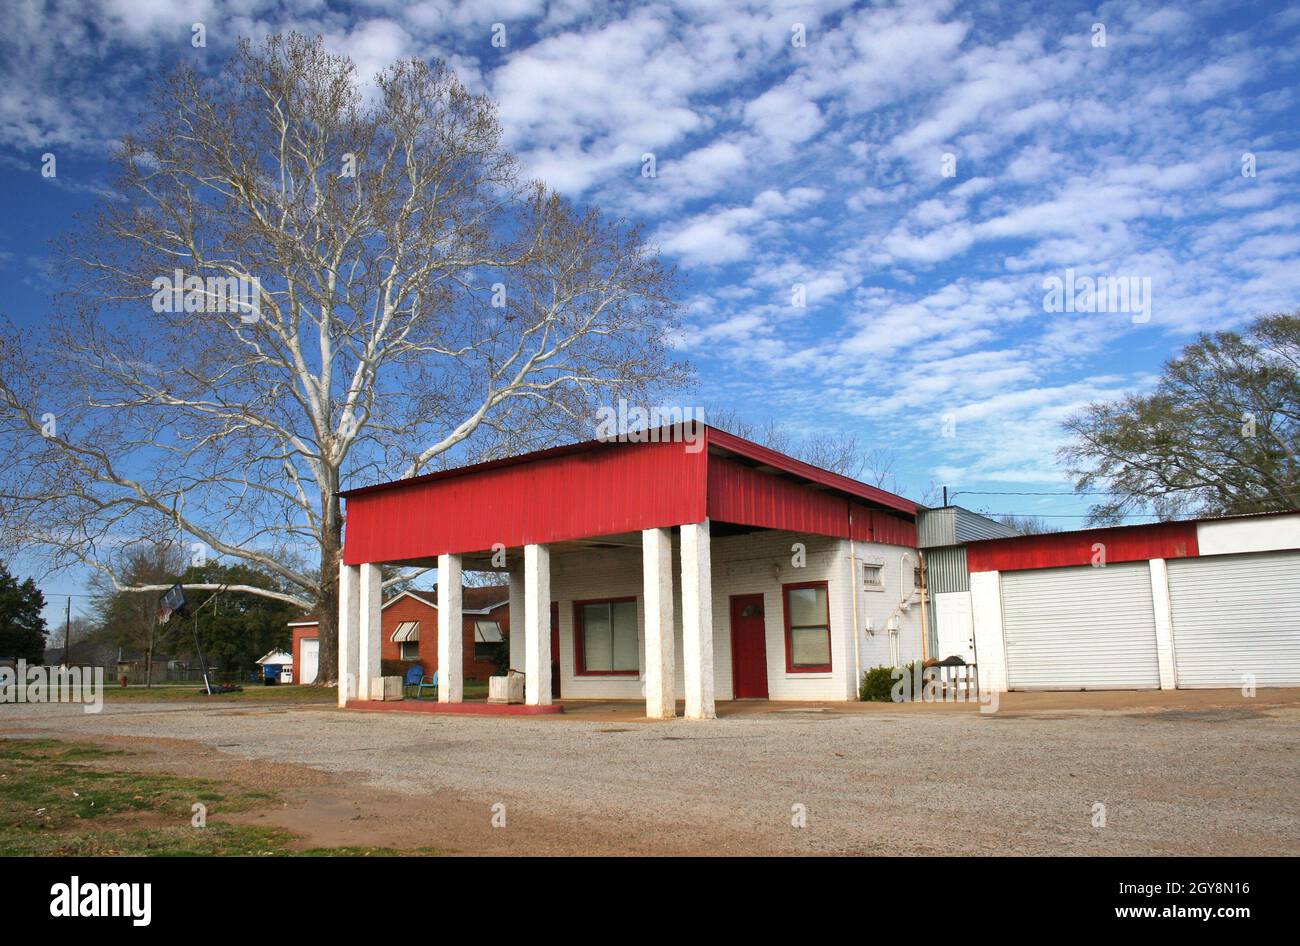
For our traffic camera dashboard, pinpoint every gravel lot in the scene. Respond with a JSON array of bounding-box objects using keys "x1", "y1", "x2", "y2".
[{"x1": 3, "y1": 696, "x2": 1298, "y2": 855}]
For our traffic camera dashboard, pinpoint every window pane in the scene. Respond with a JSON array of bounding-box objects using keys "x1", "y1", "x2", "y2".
[
  {"x1": 611, "y1": 599, "x2": 639, "y2": 671},
  {"x1": 788, "y1": 586, "x2": 828, "y2": 626},
  {"x1": 791, "y1": 627, "x2": 830, "y2": 667},
  {"x1": 583, "y1": 603, "x2": 612, "y2": 672}
]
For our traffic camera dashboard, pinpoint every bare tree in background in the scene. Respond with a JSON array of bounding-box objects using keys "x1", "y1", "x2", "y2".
[
  {"x1": 705, "y1": 408, "x2": 923, "y2": 493},
  {"x1": 91, "y1": 541, "x2": 186, "y2": 688},
  {"x1": 707, "y1": 408, "x2": 862, "y2": 477},
  {"x1": 990, "y1": 513, "x2": 1062, "y2": 535},
  {"x1": 0, "y1": 34, "x2": 685, "y2": 683}
]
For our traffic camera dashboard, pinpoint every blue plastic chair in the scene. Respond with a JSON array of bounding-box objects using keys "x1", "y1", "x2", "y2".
[
  {"x1": 404, "y1": 665, "x2": 424, "y2": 698},
  {"x1": 415, "y1": 668, "x2": 439, "y2": 700}
]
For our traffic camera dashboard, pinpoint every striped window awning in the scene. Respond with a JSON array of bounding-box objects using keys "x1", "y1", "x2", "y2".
[
  {"x1": 474, "y1": 620, "x2": 503, "y2": 643},
  {"x1": 391, "y1": 621, "x2": 420, "y2": 643}
]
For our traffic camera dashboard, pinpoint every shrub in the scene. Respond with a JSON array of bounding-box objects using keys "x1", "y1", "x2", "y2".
[
  {"x1": 859, "y1": 661, "x2": 930, "y2": 702},
  {"x1": 491, "y1": 638, "x2": 510, "y2": 675},
  {"x1": 859, "y1": 665, "x2": 896, "y2": 702}
]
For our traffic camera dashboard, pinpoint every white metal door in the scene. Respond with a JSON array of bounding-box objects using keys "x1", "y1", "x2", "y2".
[
  {"x1": 1167, "y1": 551, "x2": 1300, "y2": 688},
  {"x1": 300, "y1": 638, "x2": 319, "y2": 685},
  {"x1": 1001, "y1": 563, "x2": 1160, "y2": 689},
  {"x1": 934, "y1": 591, "x2": 976, "y2": 663}
]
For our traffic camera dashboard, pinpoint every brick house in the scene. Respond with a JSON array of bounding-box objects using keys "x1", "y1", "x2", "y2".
[{"x1": 290, "y1": 585, "x2": 509, "y2": 685}]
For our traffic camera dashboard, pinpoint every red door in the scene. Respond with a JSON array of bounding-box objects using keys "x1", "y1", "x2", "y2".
[
  {"x1": 550, "y1": 601, "x2": 561, "y2": 699},
  {"x1": 730, "y1": 594, "x2": 769, "y2": 699}
]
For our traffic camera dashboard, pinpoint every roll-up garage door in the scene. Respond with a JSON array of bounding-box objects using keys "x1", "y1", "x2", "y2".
[
  {"x1": 1166, "y1": 551, "x2": 1300, "y2": 688},
  {"x1": 1001, "y1": 563, "x2": 1160, "y2": 689}
]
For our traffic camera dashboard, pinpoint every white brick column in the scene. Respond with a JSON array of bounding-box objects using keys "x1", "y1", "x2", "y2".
[
  {"x1": 642, "y1": 527, "x2": 676, "y2": 719},
  {"x1": 1149, "y1": 558, "x2": 1177, "y2": 690},
  {"x1": 523, "y1": 543, "x2": 552, "y2": 706},
  {"x1": 969, "y1": 570, "x2": 1007, "y2": 693},
  {"x1": 358, "y1": 563, "x2": 382, "y2": 700},
  {"x1": 681, "y1": 519, "x2": 715, "y2": 720},
  {"x1": 338, "y1": 563, "x2": 361, "y2": 707},
  {"x1": 438, "y1": 553, "x2": 464, "y2": 702}
]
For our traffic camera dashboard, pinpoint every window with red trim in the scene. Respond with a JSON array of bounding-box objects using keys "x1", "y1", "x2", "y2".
[
  {"x1": 574, "y1": 597, "x2": 639, "y2": 675},
  {"x1": 783, "y1": 581, "x2": 832, "y2": 672}
]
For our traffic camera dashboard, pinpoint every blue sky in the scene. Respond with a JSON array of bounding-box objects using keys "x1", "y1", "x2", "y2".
[{"x1": 3, "y1": 0, "x2": 1300, "y2": 617}]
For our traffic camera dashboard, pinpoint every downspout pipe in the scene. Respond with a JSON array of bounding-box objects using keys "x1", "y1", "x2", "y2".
[
  {"x1": 848, "y1": 503, "x2": 861, "y2": 699},
  {"x1": 918, "y1": 549, "x2": 930, "y2": 663}
]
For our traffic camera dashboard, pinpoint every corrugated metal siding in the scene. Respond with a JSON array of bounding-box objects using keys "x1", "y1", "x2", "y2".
[
  {"x1": 917, "y1": 508, "x2": 956, "y2": 547},
  {"x1": 859, "y1": 509, "x2": 918, "y2": 547},
  {"x1": 708, "y1": 427, "x2": 916, "y2": 515},
  {"x1": 1167, "y1": 551, "x2": 1300, "y2": 687},
  {"x1": 918, "y1": 506, "x2": 1015, "y2": 547},
  {"x1": 344, "y1": 439, "x2": 707, "y2": 563},
  {"x1": 925, "y1": 546, "x2": 970, "y2": 594},
  {"x1": 952, "y1": 508, "x2": 1017, "y2": 543},
  {"x1": 1001, "y1": 563, "x2": 1161, "y2": 690},
  {"x1": 708, "y1": 455, "x2": 848, "y2": 537},
  {"x1": 707, "y1": 456, "x2": 917, "y2": 547},
  {"x1": 345, "y1": 433, "x2": 919, "y2": 565},
  {"x1": 967, "y1": 522, "x2": 1198, "y2": 573}
]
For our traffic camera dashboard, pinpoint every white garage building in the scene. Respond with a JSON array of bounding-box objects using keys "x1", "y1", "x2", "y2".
[{"x1": 961, "y1": 511, "x2": 1300, "y2": 691}]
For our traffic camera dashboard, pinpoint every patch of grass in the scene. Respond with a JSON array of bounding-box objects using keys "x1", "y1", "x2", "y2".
[
  {"x1": 0, "y1": 822, "x2": 301, "y2": 856},
  {"x1": 0, "y1": 738, "x2": 270, "y2": 833},
  {"x1": 102, "y1": 684, "x2": 335, "y2": 703},
  {"x1": 0, "y1": 738, "x2": 439, "y2": 856}
]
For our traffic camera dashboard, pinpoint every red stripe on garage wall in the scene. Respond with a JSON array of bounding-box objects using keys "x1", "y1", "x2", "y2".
[
  {"x1": 343, "y1": 438, "x2": 708, "y2": 564},
  {"x1": 965, "y1": 521, "x2": 1199, "y2": 573}
]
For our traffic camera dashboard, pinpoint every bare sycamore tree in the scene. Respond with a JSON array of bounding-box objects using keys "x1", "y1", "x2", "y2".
[{"x1": 0, "y1": 34, "x2": 685, "y2": 683}]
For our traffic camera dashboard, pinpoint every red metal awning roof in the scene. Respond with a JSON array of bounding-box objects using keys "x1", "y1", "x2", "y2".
[{"x1": 340, "y1": 425, "x2": 918, "y2": 564}]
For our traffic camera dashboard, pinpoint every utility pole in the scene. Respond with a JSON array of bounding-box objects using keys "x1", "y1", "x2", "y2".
[{"x1": 64, "y1": 596, "x2": 71, "y2": 664}]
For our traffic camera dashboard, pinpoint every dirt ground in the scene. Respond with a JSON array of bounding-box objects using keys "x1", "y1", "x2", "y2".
[{"x1": 3, "y1": 689, "x2": 1298, "y2": 856}]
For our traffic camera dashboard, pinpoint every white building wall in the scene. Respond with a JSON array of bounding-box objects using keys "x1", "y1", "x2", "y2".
[
  {"x1": 1196, "y1": 514, "x2": 1300, "y2": 556},
  {"x1": 710, "y1": 531, "x2": 848, "y2": 701},
  {"x1": 545, "y1": 529, "x2": 918, "y2": 702},
  {"x1": 851, "y1": 545, "x2": 926, "y2": 684}
]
